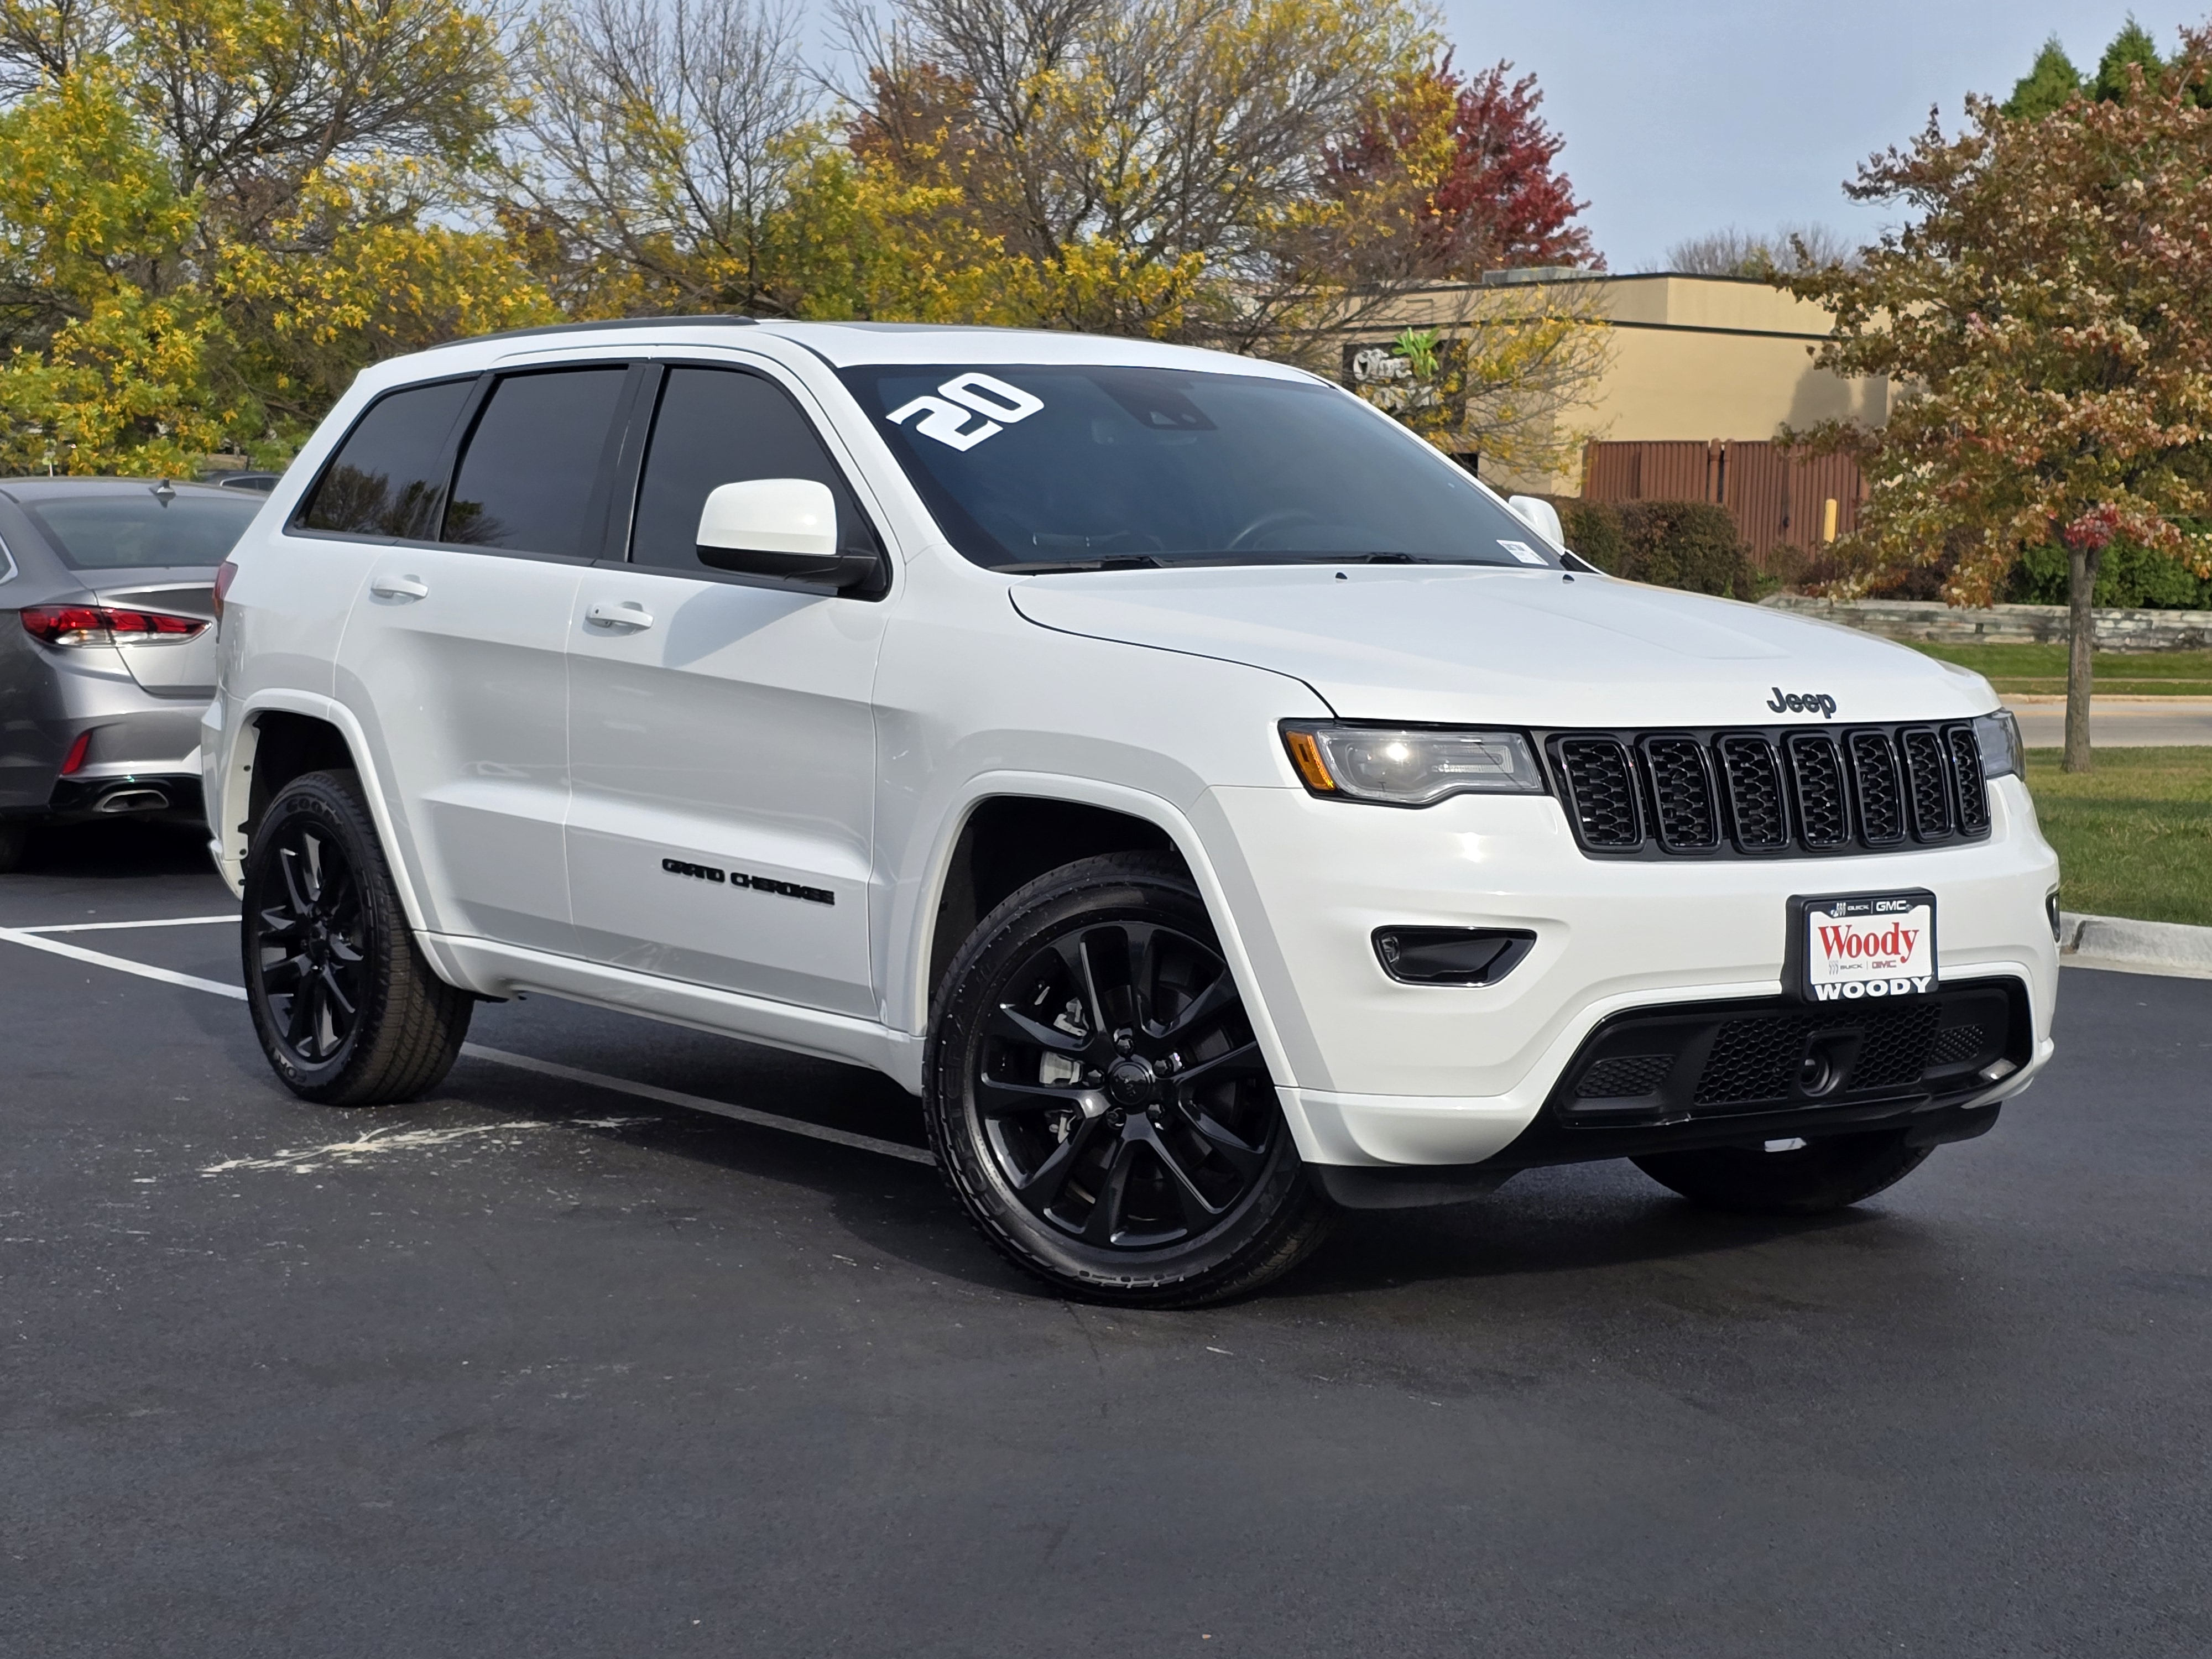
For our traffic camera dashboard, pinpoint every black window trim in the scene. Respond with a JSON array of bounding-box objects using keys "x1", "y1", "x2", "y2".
[{"x1": 601, "y1": 355, "x2": 893, "y2": 602}]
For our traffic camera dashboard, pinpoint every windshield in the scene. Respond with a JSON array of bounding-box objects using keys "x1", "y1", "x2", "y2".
[
  {"x1": 23, "y1": 492, "x2": 260, "y2": 568},
  {"x1": 841, "y1": 364, "x2": 1561, "y2": 572}
]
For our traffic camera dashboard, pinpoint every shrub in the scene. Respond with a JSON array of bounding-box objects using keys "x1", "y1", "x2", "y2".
[
  {"x1": 2007, "y1": 538, "x2": 2212, "y2": 609},
  {"x1": 1556, "y1": 497, "x2": 1624, "y2": 571},
  {"x1": 1550, "y1": 498, "x2": 1756, "y2": 597}
]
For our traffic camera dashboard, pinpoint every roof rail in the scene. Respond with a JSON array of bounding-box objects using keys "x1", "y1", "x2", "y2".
[{"x1": 455, "y1": 314, "x2": 760, "y2": 347}]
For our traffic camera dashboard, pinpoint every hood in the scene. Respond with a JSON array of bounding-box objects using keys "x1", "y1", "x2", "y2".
[{"x1": 1010, "y1": 565, "x2": 1997, "y2": 728}]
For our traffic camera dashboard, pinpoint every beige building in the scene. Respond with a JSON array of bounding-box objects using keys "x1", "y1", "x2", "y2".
[{"x1": 1339, "y1": 272, "x2": 1885, "y2": 564}]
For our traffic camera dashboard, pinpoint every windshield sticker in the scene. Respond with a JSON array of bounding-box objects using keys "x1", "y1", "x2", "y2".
[
  {"x1": 1496, "y1": 539, "x2": 1548, "y2": 566},
  {"x1": 887, "y1": 372, "x2": 1045, "y2": 451}
]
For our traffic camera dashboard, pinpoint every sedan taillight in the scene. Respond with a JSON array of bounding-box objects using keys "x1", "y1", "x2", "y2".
[{"x1": 20, "y1": 604, "x2": 210, "y2": 647}]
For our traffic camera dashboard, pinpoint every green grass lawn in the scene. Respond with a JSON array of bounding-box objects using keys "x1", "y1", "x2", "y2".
[
  {"x1": 1903, "y1": 640, "x2": 2212, "y2": 696},
  {"x1": 2025, "y1": 747, "x2": 2212, "y2": 927}
]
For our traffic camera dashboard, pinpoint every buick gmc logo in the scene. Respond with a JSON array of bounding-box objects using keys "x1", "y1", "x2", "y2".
[{"x1": 1767, "y1": 687, "x2": 1839, "y2": 719}]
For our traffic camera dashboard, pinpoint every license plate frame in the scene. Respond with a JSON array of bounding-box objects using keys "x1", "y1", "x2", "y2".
[{"x1": 1785, "y1": 889, "x2": 1939, "y2": 1005}]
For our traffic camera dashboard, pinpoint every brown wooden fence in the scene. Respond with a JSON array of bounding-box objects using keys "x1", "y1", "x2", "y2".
[{"x1": 1581, "y1": 440, "x2": 1865, "y2": 572}]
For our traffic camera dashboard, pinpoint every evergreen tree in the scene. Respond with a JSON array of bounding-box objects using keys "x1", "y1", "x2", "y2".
[
  {"x1": 2094, "y1": 18, "x2": 2167, "y2": 101},
  {"x1": 2001, "y1": 37, "x2": 2083, "y2": 119}
]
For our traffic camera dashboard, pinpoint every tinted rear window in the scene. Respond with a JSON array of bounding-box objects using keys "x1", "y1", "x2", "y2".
[
  {"x1": 442, "y1": 368, "x2": 628, "y2": 556},
  {"x1": 298, "y1": 377, "x2": 476, "y2": 539},
  {"x1": 23, "y1": 493, "x2": 260, "y2": 568}
]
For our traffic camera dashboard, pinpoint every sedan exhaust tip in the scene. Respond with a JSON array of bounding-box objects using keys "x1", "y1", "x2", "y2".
[{"x1": 92, "y1": 786, "x2": 170, "y2": 815}]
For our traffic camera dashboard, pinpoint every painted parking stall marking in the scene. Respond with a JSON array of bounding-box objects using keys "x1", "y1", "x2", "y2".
[{"x1": 0, "y1": 914, "x2": 932, "y2": 1167}]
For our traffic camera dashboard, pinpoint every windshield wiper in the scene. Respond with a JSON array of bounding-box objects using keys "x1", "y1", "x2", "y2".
[{"x1": 997, "y1": 555, "x2": 1164, "y2": 574}]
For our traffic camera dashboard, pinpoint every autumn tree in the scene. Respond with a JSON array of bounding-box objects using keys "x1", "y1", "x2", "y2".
[
  {"x1": 1783, "y1": 25, "x2": 2212, "y2": 771},
  {"x1": 1318, "y1": 55, "x2": 1595, "y2": 283},
  {"x1": 835, "y1": 0, "x2": 1436, "y2": 349},
  {"x1": 0, "y1": 0, "x2": 552, "y2": 470}
]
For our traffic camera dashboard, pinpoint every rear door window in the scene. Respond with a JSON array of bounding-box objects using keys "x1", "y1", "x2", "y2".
[
  {"x1": 629, "y1": 368, "x2": 877, "y2": 572},
  {"x1": 442, "y1": 368, "x2": 629, "y2": 557},
  {"x1": 297, "y1": 377, "x2": 476, "y2": 539}
]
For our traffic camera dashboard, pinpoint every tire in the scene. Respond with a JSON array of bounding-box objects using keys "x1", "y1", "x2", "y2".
[
  {"x1": 924, "y1": 852, "x2": 1333, "y2": 1307},
  {"x1": 241, "y1": 769, "x2": 472, "y2": 1105},
  {"x1": 1632, "y1": 1129, "x2": 1933, "y2": 1215},
  {"x1": 0, "y1": 819, "x2": 27, "y2": 873}
]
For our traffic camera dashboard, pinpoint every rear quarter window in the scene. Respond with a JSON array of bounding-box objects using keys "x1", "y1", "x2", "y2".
[{"x1": 297, "y1": 377, "x2": 478, "y2": 540}]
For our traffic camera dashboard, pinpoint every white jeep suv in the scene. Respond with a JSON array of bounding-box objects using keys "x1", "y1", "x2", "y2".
[{"x1": 204, "y1": 319, "x2": 2060, "y2": 1305}]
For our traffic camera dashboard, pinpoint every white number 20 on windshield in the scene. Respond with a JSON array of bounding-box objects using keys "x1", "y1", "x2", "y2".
[{"x1": 886, "y1": 372, "x2": 1045, "y2": 451}]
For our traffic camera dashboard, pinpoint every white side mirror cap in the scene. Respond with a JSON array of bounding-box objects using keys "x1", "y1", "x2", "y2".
[
  {"x1": 1507, "y1": 494, "x2": 1566, "y2": 551},
  {"x1": 696, "y1": 478, "x2": 837, "y2": 560}
]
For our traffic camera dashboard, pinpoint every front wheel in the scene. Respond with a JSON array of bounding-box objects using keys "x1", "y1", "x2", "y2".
[
  {"x1": 241, "y1": 769, "x2": 472, "y2": 1105},
  {"x1": 1633, "y1": 1129, "x2": 1932, "y2": 1214},
  {"x1": 925, "y1": 853, "x2": 1333, "y2": 1307}
]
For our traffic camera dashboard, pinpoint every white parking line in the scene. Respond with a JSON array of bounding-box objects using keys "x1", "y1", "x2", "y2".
[
  {"x1": 0, "y1": 921, "x2": 936, "y2": 1169},
  {"x1": 18, "y1": 914, "x2": 239, "y2": 934},
  {"x1": 0, "y1": 924, "x2": 247, "y2": 999}
]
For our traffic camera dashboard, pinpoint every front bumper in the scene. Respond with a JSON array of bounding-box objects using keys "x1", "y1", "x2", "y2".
[{"x1": 1202, "y1": 774, "x2": 2060, "y2": 1169}]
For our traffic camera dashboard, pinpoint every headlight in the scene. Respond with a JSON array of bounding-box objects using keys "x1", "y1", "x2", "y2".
[
  {"x1": 1973, "y1": 710, "x2": 2023, "y2": 780},
  {"x1": 1280, "y1": 722, "x2": 1546, "y2": 806}
]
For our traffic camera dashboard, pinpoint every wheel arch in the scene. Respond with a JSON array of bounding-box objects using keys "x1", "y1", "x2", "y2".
[
  {"x1": 220, "y1": 693, "x2": 435, "y2": 936},
  {"x1": 902, "y1": 774, "x2": 1319, "y2": 1152}
]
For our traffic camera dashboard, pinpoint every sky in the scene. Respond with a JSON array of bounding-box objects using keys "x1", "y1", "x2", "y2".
[{"x1": 1437, "y1": 1, "x2": 2206, "y2": 269}]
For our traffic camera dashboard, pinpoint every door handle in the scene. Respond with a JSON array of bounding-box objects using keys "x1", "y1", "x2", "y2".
[
  {"x1": 585, "y1": 600, "x2": 655, "y2": 631},
  {"x1": 371, "y1": 575, "x2": 429, "y2": 601}
]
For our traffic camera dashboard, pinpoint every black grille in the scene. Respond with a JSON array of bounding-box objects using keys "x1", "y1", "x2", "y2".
[
  {"x1": 1575, "y1": 1054, "x2": 1674, "y2": 1098},
  {"x1": 1548, "y1": 721, "x2": 1991, "y2": 860},
  {"x1": 1547, "y1": 982, "x2": 2028, "y2": 1130},
  {"x1": 1900, "y1": 727, "x2": 1953, "y2": 839},
  {"x1": 1786, "y1": 732, "x2": 1850, "y2": 849},
  {"x1": 1718, "y1": 734, "x2": 1790, "y2": 852},
  {"x1": 1927, "y1": 1023, "x2": 1986, "y2": 1068},
  {"x1": 1852, "y1": 1003, "x2": 1942, "y2": 1087},
  {"x1": 1642, "y1": 736, "x2": 1719, "y2": 851},
  {"x1": 1555, "y1": 738, "x2": 1641, "y2": 848},
  {"x1": 1847, "y1": 729, "x2": 1906, "y2": 847},
  {"x1": 1949, "y1": 726, "x2": 1990, "y2": 832},
  {"x1": 1694, "y1": 1004, "x2": 1941, "y2": 1107}
]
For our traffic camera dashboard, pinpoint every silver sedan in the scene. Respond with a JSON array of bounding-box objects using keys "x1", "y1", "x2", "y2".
[{"x1": 0, "y1": 478, "x2": 265, "y2": 870}]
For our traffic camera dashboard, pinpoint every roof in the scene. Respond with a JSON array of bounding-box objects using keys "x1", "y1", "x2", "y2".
[{"x1": 376, "y1": 316, "x2": 1319, "y2": 383}]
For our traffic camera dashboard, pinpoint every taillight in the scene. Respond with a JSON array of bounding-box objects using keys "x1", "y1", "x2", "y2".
[
  {"x1": 20, "y1": 605, "x2": 209, "y2": 647},
  {"x1": 212, "y1": 559, "x2": 238, "y2": 625}
]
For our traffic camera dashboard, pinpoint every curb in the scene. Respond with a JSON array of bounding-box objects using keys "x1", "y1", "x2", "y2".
[{"x1": 2058, "y1": 911, "x2": 2212, "y2": 980}]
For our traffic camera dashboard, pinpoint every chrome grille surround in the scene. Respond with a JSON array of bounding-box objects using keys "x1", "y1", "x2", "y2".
[{"x1": 1543, "y1": 722, "x2": 1994, "y2": 860}]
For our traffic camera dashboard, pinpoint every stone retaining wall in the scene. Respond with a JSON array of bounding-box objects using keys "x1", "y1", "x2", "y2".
[{"x1": 1759, "y1": 595, "x2": 2212, "y2": 653}]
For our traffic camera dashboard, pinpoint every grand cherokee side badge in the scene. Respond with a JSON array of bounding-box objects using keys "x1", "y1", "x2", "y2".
[
  {"x1": 662, "y1": 857, "x2": 833, "y2": 905},
  {"x1": 1767, "y1": 687, "x2": 1838, "y2": 718}
]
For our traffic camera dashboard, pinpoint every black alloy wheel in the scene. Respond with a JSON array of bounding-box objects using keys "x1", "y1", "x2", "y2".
[
  {"x1": 242, "y1": 769, "x2": 472, "y2": 1105},
  {"x1": 254, "y1": 810, "x2": 367, "y2": 1065},
  {"x1": 926, "y1": 852, "x2": 1333, "y2": 1306}
]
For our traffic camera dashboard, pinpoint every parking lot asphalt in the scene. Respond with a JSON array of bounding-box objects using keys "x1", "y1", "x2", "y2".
[{"x1": 4, "y1": 822, "x2": 2209, "y2": 1659}]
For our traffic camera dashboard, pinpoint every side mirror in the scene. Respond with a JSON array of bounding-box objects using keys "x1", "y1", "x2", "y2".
[
  {"x1": 695, "y1": 478, "x2": 878, "y2": 588},
  {"x1": 1506, "y1": 494, "x2": 1566, "y2": 551}
]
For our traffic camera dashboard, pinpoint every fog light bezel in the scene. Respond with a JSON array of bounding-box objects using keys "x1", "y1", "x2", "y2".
[{"x1": 1372, "y1": 926, "x2": 1537, "y2": 987}]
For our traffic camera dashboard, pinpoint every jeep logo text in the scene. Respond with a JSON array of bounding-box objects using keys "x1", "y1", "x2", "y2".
[{"x1": 1767, "y1": 687, "x2": 1838, "y2": 718}]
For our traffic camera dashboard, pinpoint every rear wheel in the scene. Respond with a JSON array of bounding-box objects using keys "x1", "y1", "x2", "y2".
[
  {"x1": 0, "y1": 819, "x2": 27, "y2": 873},
  {"x1": 1633, "y1": 1130, "x2": 1932, "y2": 1214},
  {"x1": 925, "y1": 853, "x2": 1333, "y2": 1307},
  {"x1": 242, "y1": 769, "x2": 472, "y2": 1105}
]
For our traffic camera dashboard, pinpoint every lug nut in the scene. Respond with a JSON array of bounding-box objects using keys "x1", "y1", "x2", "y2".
[{"x1": 1107, "y1": 1108, "x2": 1125, "y2": 1127}]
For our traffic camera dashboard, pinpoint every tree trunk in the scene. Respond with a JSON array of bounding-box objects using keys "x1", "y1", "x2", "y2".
[{"x1": 2062, "y1": 542, "x2": 2102, "y2": 773}]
